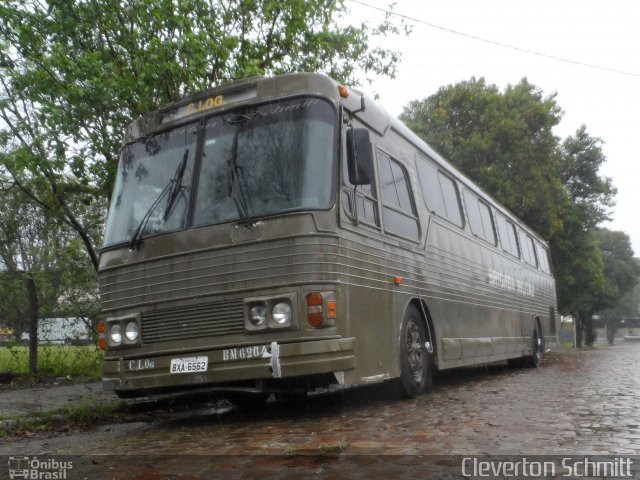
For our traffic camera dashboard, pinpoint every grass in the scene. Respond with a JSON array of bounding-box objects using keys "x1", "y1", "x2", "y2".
[
  {"x1": 0, "y1": 345, "x2": 129, "y2": 439},
  {"x1": 0, "y1": 399, "x2": 127, "y2": 438},
  {"x1": 0, "y1": 344, "x2": 103, "y2": 380}
]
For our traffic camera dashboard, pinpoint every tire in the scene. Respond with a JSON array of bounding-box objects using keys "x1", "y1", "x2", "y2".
[
  {"x1": 398, "y1": 305, "x2": 432, "y2": 398},
  {"x1": 522, "y1": 324, "x2": 543, "y2": 368}
]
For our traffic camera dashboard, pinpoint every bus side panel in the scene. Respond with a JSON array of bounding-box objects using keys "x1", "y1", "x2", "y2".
[{"x1": 424, "y1": 218, "x2": 554, "y2": 370}]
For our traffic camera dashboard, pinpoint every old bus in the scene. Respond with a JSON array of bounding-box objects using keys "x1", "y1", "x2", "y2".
[{"x1": 98, "y1": 72, "x2": 558, "y2": 401}]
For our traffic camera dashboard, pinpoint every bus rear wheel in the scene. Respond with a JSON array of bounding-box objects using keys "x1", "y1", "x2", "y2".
[{"x1": 398, "y1": 305, "x2": 432, "y2": 398}]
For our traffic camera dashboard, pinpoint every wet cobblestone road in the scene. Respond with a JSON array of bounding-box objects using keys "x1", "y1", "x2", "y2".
[{"x1": 2, "y1": 343, "x2": 640, "y2": 478}]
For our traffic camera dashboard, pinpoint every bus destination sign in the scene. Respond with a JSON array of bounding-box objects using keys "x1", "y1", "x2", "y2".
[{"x1": 160, "y1": 85, "x2": 257, "y2": 124}]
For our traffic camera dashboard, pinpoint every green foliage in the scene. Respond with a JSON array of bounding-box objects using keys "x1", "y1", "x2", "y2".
[
  {"x1": 552, "y1": 227, "x2": 604, "y2": 316},
  {"x1": 593, "y1": 229, "x2": 640, "y2": 310},
  {"x1": 551, "y1": 129, "x2": 617, "y2": 332},
  {"x1": 560, "y1": 127, "x2": 616, "y2": 230},
  {"x1": 0, "y1": 397, "x2": 125, "y2": 437},
  {"x1": 600, "y1": 268, "x2": 640, "y2": 344},
  {"x1": 610, "y1": 280, "x2": 640, "y2": 320},
  {"x1": 0, "y1": 345, "x2": 103, "y2": 380}
]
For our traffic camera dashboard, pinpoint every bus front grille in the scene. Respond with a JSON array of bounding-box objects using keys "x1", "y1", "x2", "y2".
[{"x1": 141, "y1": 299, "x2": 245, "y2": 344}]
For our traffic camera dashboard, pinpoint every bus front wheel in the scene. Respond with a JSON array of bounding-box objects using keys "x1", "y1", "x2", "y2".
[{"x1": 398, "y1": 305, "x2": 432, "y2": 398}]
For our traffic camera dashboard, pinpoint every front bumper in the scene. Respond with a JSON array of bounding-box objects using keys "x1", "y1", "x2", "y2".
[{"x1": 103, "y1": 337, "x2": 356, "y2": 397}]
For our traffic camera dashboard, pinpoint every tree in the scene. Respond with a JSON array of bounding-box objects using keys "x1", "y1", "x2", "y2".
[
  {"x1": 560, "y1": 127, "x2": 616, "y2": 231},
  {"x1": 591, "y1": 230, "x2": 640, "y2": 344},
  {"x1": 0, "y1": 180, "x2": 55, "y2": 373},
  {"x1": 601, "y1": 278, "x2": 640, "y2": 344},
  {"x1": 400, "y1": 78, "x2": 618, "y2": 347},
  {"x1": 551, "y1": 226, "x2": 604, "y2": 348},
  {"x1": 553, "y1": 129, "x2": 617, "y2": 346},
  {"x1": 0, "y1": 0, "x2": 406, "y2": 270},
  {"x1": 594, "y1": 229, "x2": 639, "y2": 308},
  {"x1": 0, "y1": 175, "x2": 98, "y2": 373}
]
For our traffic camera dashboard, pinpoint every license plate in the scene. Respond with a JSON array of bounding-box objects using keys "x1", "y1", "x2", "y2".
[
  {"x1": 222, "y1": 345, "x2": 269, "y2": 362},
  {"x1": 169, "y1": 356, "x2": 208, "y2": 374}
]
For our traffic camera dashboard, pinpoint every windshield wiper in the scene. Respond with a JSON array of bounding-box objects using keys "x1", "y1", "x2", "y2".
[
  {"x1": 128, "y1": 149, "x2": 189, "y2": 250},
  {"x1": 164, "y1": 149, "x2": 189, "y2": 221},
  {"x1": 227, "y1": 131, "x2": 253, "y2": 227}
]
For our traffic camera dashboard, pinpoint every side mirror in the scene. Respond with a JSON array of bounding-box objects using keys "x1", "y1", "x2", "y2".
[{"x1": 346, "y1": 128, "x2": 374, "y2": 185}]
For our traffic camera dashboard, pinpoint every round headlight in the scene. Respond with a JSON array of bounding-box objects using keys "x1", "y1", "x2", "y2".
[
  {"x1": 125, "y1": 321, "x2": 139, "y2": 342},
  {"x1": 272, "y1": 302, "x2": 291, "y2": 325},
  {"x1": 109, "y1": 323, "x2": 122, "y2": 345},
  {"x1": 249, "y1": 305, "x2": 268, "y2": 327}
]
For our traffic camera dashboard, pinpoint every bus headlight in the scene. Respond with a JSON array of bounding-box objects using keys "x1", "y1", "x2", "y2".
[
  {"x1": 109, "y1": 323, "x2": 122, "y2": 345},
  {"x1": 244, "y1": 294, "x2": 297, "y2": 333},
  {"x1": 125, "y1": 321, "x2": 139, "y2": 342},
  {"x1": 249, "y1": 305, "x2": 268, "y2": 327},
  {"x1": 272, "y1": 302, "x2": 291, "y2": 325},
  {"x1": 105, "y1": 313, "x2": 141, "y2": 348}
]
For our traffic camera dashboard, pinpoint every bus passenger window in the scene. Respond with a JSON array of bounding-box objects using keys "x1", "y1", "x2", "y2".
[
  {"x1": 478, "y1": 202, "x2": 496, "y2": 245},
  {"x1": 495, "y1": 213, "x2": 520, "y2": 258},
  {"x1": 535, "y1": 243, "x2": 552, "y2": 274},
  {"x1": 439, "y1": 174, "x2": 463, "y2": 227},
  {"x1": 377, "y1": 152, "x2": 419, "y2": 241},
  {"x1": 463, "y1": 189, "x2": 496, "y2": 245},
  {"x1": 416, "y1": 156, "x2": 445, "y2": 216},
  {"x1": 520, "y1": 231, "x2": 538, "y2": 267},
  {"x1": 416, "y1": 154, "x2": 463, "y2": 227}
]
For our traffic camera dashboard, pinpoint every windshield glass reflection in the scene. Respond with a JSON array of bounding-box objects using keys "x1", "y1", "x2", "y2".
[
  {"x1": 103, "y1": 97, "x2": 336, "y2": 247},
  {"x1": 103, "y1": 124, "x2": 198, "y2": 246}
]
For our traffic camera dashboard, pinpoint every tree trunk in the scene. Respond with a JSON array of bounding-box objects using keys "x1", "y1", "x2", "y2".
[{"x1": 25, "y1": 275, "x2": 39, "y2": 376}]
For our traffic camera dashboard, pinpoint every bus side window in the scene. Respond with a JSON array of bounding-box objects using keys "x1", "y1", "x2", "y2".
[
  {"x1": 377, "y1": 151, "x2": 420, "y2": 241},
  {"x1": 342, "y1": 131, "x2": 379, "y2": 226},
  {"x1": 520, "y1": 231, "x2": 538, "y2": 267},
  {"x1": 463, "y1": 189, "x2": 496, "y2": 245},
  {"x1": 416, "y1": 154, "x2": 463, "y2": 227},
  {"x1": 535, "y1": 242, "x2": 552, "y2": 274},
  {"x1": 495, "y1": 212, "x2": 520, "y2": 258}
]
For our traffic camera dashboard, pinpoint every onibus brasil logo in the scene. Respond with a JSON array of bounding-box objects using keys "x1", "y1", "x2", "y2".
[{"x1": 8, "y1": 457, "x2": 73, "y2": 479}]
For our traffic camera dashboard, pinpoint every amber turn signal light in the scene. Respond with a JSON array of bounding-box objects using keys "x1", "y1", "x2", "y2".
[{"x1": 97, "y1": 321, "x2": 106, "y2": 350}]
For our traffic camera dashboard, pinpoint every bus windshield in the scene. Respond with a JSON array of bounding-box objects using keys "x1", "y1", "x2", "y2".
[{"x1": 103, "y1": 97, "x2": 337, "y2": 247}]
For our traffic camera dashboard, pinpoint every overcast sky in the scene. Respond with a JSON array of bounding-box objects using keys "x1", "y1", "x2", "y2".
[{"x1": 347, "y1": 0, "x2": 640, "y2": 256}]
